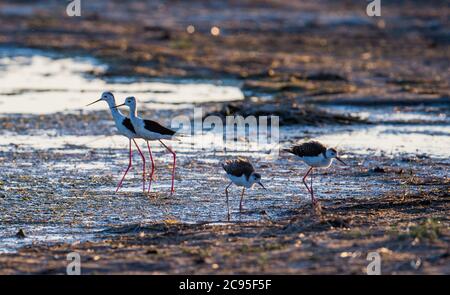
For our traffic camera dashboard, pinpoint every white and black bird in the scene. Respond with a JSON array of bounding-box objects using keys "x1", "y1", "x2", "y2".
[
  {"x1": 222, "y1": 158, "x2": 266, "y2": 221},
  {"x1": 114, "y1": 96, "x2": 177, "y2": 194},
  {"x1": 284, "y1": 141, "x2": 346, "y2": 205},
  {"x1": 87, "y1": 92, "x2": 147, "y2": 193}
]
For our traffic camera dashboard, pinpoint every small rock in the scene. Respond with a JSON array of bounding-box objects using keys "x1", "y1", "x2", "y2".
[
  {"x1": 306, "y1": 72, "x2": 348, "y2": 81},
  {"x1": 194, "y1": 257, "x2": 206, "y2": 264},
  {"x1": 416, "y1": 154, "x2": 429, "y2": 159},
  {"x1": 146, "y1": 249, "x2": 158, "y2": 255},
  {"x1": 16, "y1": 229, "x2": 26, "y2": 239}
]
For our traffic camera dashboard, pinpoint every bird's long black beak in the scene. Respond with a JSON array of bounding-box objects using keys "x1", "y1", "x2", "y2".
[
  {"x1": 112, "y1": 103, "x2": 125, "y2": 109},
  {"x1": 258, "y1": 182, "x2": 267, "y2": 190},
  {"x1": 86, "y1": 98, "x2": 102, "y2": 107},
  {"x1": 336, "y1": 157, "x2": 347, "y2": 165}
]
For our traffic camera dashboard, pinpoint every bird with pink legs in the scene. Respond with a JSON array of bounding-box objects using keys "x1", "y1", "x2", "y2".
[
  {"x1": 284, "y1": 141, "x2": 346, "y2": 206},
  {"x1": 114, "y1": 96, "x2": 178, "y2": 195},
  {"x1": 87, "y1": 92, "x2": 147, "y2": 193}
]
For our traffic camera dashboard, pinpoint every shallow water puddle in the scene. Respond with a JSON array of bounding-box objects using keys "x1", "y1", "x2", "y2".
[
  {"x1": 316, "y1": 125, "x2": 450, "y2": 158},
  {"x1": 326, "y1": 105, "x2": 449, "y2": 124},
  {"x1": 0, "y1": 47, "x2": 244, "y2": 114},
  {"x1": 282, "y1": 123, "x2": 450, "y2": 159}
]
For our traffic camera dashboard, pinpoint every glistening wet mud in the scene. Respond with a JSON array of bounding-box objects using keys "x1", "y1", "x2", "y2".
[{"x1": 0, "y1": 0, "x2": 448, "y2": 274}]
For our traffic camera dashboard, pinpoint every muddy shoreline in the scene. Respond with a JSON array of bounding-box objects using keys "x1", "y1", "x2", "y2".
[
  {"x1": 1, "y1": 187, "x2": 448, "y2": 275},
  {"x1": 1, "y1": 0, "x2": 448, "y2": 108},
  {"x1": 0, "y1": 138, "x2": 448, "y2": 273},
  {"x1": 0, "y1": 0, "x2": 449, "y2": 274}
]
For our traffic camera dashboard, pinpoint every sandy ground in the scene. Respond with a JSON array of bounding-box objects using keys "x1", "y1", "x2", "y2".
[{"x1": 0, "y1": 0, "x2": 449, "y2": 274}]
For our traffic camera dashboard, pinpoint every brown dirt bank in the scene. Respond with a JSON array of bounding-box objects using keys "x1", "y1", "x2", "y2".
[
  {"x1": 0, "y1": 0, "x2": 448, "y2": 107},
  {"x1": 0, "y1": 186, "x2": 448, "y2": 275}
]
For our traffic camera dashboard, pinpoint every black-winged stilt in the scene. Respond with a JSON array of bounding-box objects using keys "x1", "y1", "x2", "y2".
[
  {"x1": 284, "y1": 141, "x2": 346, "y2": 205},
  {"x1": 222, "y1": 157, "x2": 266, "y2": 221},
  {"x1": 114, "y1": 96, "x2": 177, "y2": 195},
  {"x1": 87, "y1": 92, "x2": 147, "y2": 193}
]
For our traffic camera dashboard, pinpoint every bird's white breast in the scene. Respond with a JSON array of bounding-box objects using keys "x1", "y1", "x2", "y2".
[
  {"x1": 301, "y1": 154, "x2": 333, "y2": 168},
  {"x1": 227, "y1": 174, "x2": 252, "y2": 188}
]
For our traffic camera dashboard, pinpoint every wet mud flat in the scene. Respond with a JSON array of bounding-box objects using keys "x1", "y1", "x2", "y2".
[
  {"x1": 0, "y1": 111, "x2": 448, "y2": 273},
  {"x1": 0, "y1": 186, "x2": 448, "y2": 275},
  {"x1": 0, "y1": 0, "x2": 449, "y2": 274}
]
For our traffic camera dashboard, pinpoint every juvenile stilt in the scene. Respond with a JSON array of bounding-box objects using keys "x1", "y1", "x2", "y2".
[
  {"x1": 222, "y1": 158, "x2": 266, "y2": 221},
  {"x1": 284, "y1": 141, "x2": 347, "y2": 206}
]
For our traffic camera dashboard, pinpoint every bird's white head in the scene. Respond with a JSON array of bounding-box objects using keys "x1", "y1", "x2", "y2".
[
  {"x1": 113, "y1": 96, "x2": 138, "y2": 115},
  {"x1": 123, "y1": 96, "x2": 137, "y2": 109},
  {"x1": 86, "y1": 91, "x2": 115, "y2": 107},
  {"x1": 100, "y1": 91, "x2": 115, "y2": 103},
  {"x1": 325, "y1": 148, "x2": 346, "y2": 165},
  {"x1": 249, "y1": 172, "x2": 266, "y2": 190}
]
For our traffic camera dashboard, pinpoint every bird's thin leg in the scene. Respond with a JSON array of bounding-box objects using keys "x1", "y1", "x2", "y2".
[
  {"x1": 159, "y1": 140, "x2": 176, "y2": 195},
  {"x1": 146, "y1": 141, "x2": 155, "y2": 193},
  {"x1": 132, "y1": 139, "x2": 146, "y2": 193},
  {"x1": 302, "y1": 167, "x2": 313, "y2": 196},
  {"x1": 239, "y1": 187, "x2": 246, "y2": 213},
  {"x1": 225, "y1": 182, "x2": 232, "y2": 222},
  {"x1": 116, "y1": 139, "x2": 133, "y2": 193},
  {"x1": 310, "y1": 168, "x2": 316, "y2": 204}
]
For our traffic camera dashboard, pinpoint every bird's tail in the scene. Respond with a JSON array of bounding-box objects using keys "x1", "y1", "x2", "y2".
[{"x1": 170, "y1": 132, "x2": 191, "y2": 141}]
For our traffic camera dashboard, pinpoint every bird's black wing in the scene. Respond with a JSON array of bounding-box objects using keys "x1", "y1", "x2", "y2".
[
  {"x1": 222, "y1": 157, "x2": 255, "y2": 178},
  {"x1": 144, "y1": 119, "x2": 176, "y2": 136},
  {"x1": 284, "y1": 141, "x2": 327, "y2": 157},
  {"x1": 122, "y1": 118, "x2": 136, "y2": 133}
]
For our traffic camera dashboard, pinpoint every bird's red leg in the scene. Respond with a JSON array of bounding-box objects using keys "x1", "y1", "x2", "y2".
[
  {"x1": 302, "y1": 167, "x2": 313, "y2": 197},
  {"x1": 225, "y1": 182, "x2": 232, "y2": 221},
  {"x1": 159, "y1": 140, "x2": 176, "y2": 195},
  {"x1": 132, "y1": 139, "x2": 146, "y2": 193},
  {"x1": 116, "y1": 139, "x2": 133, "y2": 193},
  {"x1": 146, "y1": 141, "x2": 155, "y2": 193}
]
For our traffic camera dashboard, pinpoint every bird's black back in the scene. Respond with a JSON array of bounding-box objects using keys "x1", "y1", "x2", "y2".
[
  {"x1": 284, "y1": 141, "x2": 327, "y2": 157},
  {"x1": 144, "y1": 119, "x2": 176, "y2": 136}
]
